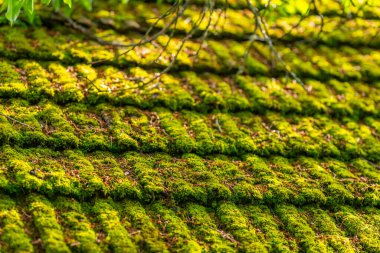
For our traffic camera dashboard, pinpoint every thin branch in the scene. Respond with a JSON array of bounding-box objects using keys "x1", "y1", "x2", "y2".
[
  {"x1": 244, "y1": 0, "x2": 306, "y2": 89},
  {"x1": 150, "y1": 2, "x2": 181, "y2": 64},
  {"x1": 91, "y1": 0, "x2": 190, "y2": 65},
  {"x1": 279, "y1": 3, "x2": 311, "y2": 40},
  {"x1": 54, "y1": 12, "x2": 131, "y2": 47},
  {"x1": 311, "y1": 0, "x2": 324, "y2": 39},
  {"x1": 138, "y1": 1, "x2": 209, "y2": 87},
  {"x1": 237, "y1": 1, "x2": 259, "y2": 76},
  {"x1": 0, "y1": 113, "x2": 35, "y2": 130},
  {"x1": 193, "y1": 0, "x2": 215, "y2": 61}
]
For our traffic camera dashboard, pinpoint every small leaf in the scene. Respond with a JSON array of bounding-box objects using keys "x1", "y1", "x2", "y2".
[
  {"x1": 41, "y1": 0, "x2": 51, "y2": 5},
  {"x1": 296, "y1": 1, "x2": 309, "y2": 15},
  {"x1": 80, "y1": 0, "x2": 92, "y2": 11},
  {"x1": 24, "y1": 0, "x2": 33, "y2": 14},
  {"x1": 63, "y1": 4, "x2": 73, "y2": 16},
  {"x1": 24, "y1": 6, "x2": 36, "y2": 23},
  {"x1": 63, "y1": 0, "x2": 71, "y2": 8},
  {"x1": 0, "y1": 1, "x2": 8, "y2": 12},
  {"x1": 52, "y1": 0, "x2": 61, "y2": 11},
  {"x1": 5, "y1": 0, "x2": 24, "y2": 26}
]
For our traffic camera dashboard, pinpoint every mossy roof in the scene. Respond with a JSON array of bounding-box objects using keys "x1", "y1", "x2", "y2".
[{"x1": 0, "y1": 1, "x2": 379, "y2": 252}]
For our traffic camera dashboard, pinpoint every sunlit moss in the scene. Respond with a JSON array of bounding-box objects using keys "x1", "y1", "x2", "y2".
[
  {"x1": 28, "y1": 194, "x2": 71, "y2": 253},
  {"x1": 123, "y1": 200, "x2": 169, "y2": 252},
  {"x1": 275, "y1": 204, "x2": 330, "y2": 253},
  {"x1": 0, "y1": 195, "x2": 33, "y2": 253},
  {"x1": 186, "y1": 203, "x2": 236, "y2": 252},
  {"x1": 217, "y1": 202, "x2": 267, "y2": 252},
  {"x1": 93, "y1": 199, "x2": 138, "y2": 253},
  {"x1": 149, "y1": 203, "x2": 202, "y2": 252},
  {"x1": 334, "y1": 206, "x2": 380, "y2": 252}
]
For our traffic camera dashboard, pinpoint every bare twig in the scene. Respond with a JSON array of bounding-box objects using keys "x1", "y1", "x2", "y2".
[
  {"x1": 215, "y1": 118, "x2": 223, "y2": 133},
  {"x1": 243, "y1": 0, "x2": 306, "y2": 89},
  {"x1": 279, "y1": 2, "x2": 312, "y2": 40},
  {"x1": 0, "y1": 113, "x2": 35, "y2": 130},
  {"x1": 311, "y1": 0, "x2": 324, "y2": 39},
  {"x1": 91, "y1": 0, "x2": 191, "y2": 66},
  {"x1": 138, "y1": 1, "x2": 210, "y2": 87},
  {"x1": 193, "y1": 0, "x2": 216, "y2": 61},
  {"x1": 54, "y1": 12, "x2": 131, "y2": 47},
  {"x1": 150, "y1": 2, "x2": 181, "y2": 64}
]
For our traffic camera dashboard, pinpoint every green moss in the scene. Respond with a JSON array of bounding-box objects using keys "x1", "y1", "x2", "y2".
[
  {"x1": 111, "y1": 180, "x2": 142, "y2": 200},
  {"x1": 67, "y1": 111, "x2": 98, "y2": 127},
  {"x1": 0, "y1": 117, "x2": 21, "y2": 144},
  {"x1": 265, "y1": 183, "x2": 296, "y2": 205},
  {"x1": 216, "y1": 113, "x2": 256, "y2": 153},
  {"x1": 90, "y1": 152, "x2": 141, "y2": 199},
  {"x1": 65, "y1": 150, "x2": 107, "y2": 197},
  {"x1": 17, "y1": 60, "x2": 54, "y2": 102},
  {"x1": 93, "y1": 199, "x2": 138, "y2": 253},
  {"x1": 156, "y1": 108, "x2": 195, "y2": 153},
  {"x1": 54, "y1": 197, "x2": 102, "y2": 253},
  {"x1": 49, "y1": 132, "x2": 79, "y2": 150},
  {"x1": 160, "y1": 74, "x2": 195, "y2": 110},
  {"x1": 26, "y1": 155, "x2": 79, "y2": 196},
  {"x1": 76, "y1": 64, "x2": 98, "y2": 82},
  {"x1": 3, "y1": 27, "x2": 33, "y2": 55},
  {"x1": 181, "y1": 154, "x2": 225, "y2": 202},
  {"x1": 37, "y1": 104, "x2": 74, "y2": 132},
  {"x1": 229, "y1": 41, "x2": 269, "y2": 75},
  {"x1": 326, "y1": 183, "x2": 355, "y2": 205},
  {"x1": 244, "y1": 155, "x2": 271, "y2": 176},
  {"x1": 123, "y1": 200, "x2": 169, "y2": 252},
  {"x1": 107, "y1": 110, "x2": 140, "y2": 152},
  {"x1": 334, "y1": 206, "x2": 380, "y2": 252},
  {"x1": 80, "y1": 133, "x2": 110, "y2": 152},
  {"x1": 208, "y1": 40, "x2": 237, "y2": 70},
  {"x1": 295, "y1": 188, "x2": 327, "y2": 205},
  {"x1": 235, "y1": 75, "x2": 270, "y2": 112},
  {"x1": 151, "y1": 203, "x2": 202, "y2": 252},
  {"x1": 21, "y1": 130, "x2": 48, "y2": 147},
  {"x1": 304, "y1": 207, "x2": 356, "y2": 253},
  {"x1": 182, "y1": 111, "x2": 215, "y2": 155},
  {"x1": 233, "y1": 182, "x2": 263, "y2": 203},
  {"x1": 206, "y1": 73, "x2": 250, "y2": 111},
  {"x1": 31, "y1": 28, "x2": 60, "y2": 58},
  {"x1": 28, "y1": 194, "x2": 70, "y2": 253},
  {"x1": 69, "y1": 47, "x2": 93, "y2": 62},
  {"x1": 0, "y1": 61, "x2": 27, "y2": 98},
  {"x1": 4, "y1": 147, "x2": 45, "y2": 193},
  {"x1": 0, "y1": 3, "x2": 379, "y2": 250},
  {"x1": 0, "y1": 195, "x2": 33, "y2": 253},
  {"x1": 124, "y1": 152, "x2": 165, "y2": 200},
  {"x1": 48, "y1": 63, "x2": 84, "y2": 103},
  {"x1": 298, "y1": 157, "x2": 354, "y2": 205},
  {"x1": 326, "y1": 159, "x2": 357, "y2": 179},
  {"x1": 362, "y1": 207, "x2": 380, "y2": 231},
  {"x1": 275, "y1": 204, "x2": 329, "y2": 253},
  {"x1": 271, "y1": 156, "x2": 295, "y2": 174},
  {"x1": 0, "y1": 162, "x2": 10, "y2": 191},
  {"x1": 245, "y1": 205, "x2": 297, "y2": 252},
  {"x1": 217, "y1": 202, "x2": 267, "y2": 252},
  {"x1": 351, "y1": 159, "x2": 380, "y2": 183},
  {"x1": 170, "y1": 179, "x2": 206, "y2": 203},
  {"x1": 124, "y1": 107, "x2": 168, "y2": 152},
  {"x1": 186, "y1": 203, "x2": 236, "y2": 252},
  {"x1": 181, "y1": 71, "x2": 225, "y2": 109}
]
